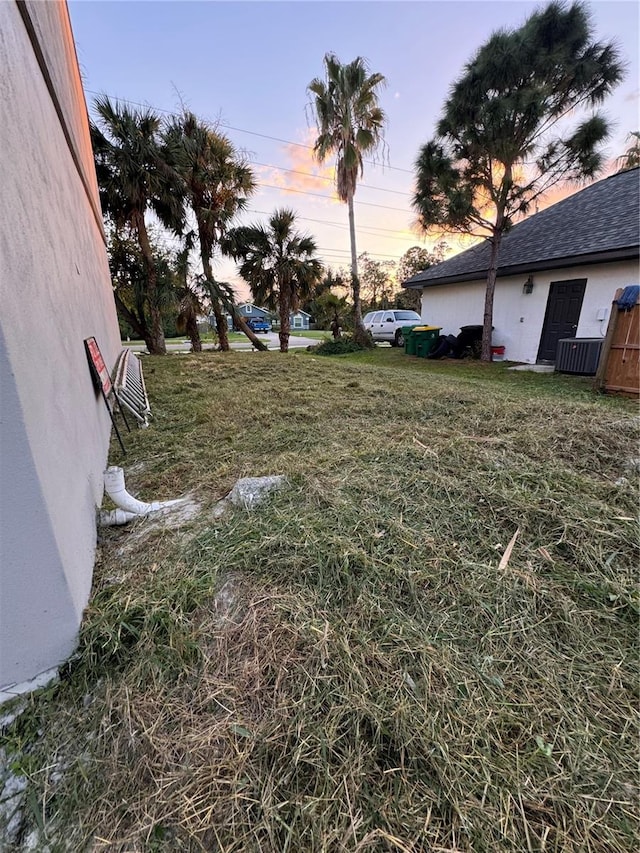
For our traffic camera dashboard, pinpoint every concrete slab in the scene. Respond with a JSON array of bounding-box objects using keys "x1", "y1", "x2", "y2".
[{"x1": 508, "y1": 364, "x2": 555, "y2": 373}]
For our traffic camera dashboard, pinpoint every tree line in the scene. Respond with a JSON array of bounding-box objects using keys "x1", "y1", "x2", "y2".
[
  {"x1": 91, "y1": 89, "x2": 444, "y2": 355},
  {"x1": 91, "y1": 96, "x2": 436, "y2": 355},
  {"x1": 93, "y1": 1, "x2": 629, "y2": 359}
]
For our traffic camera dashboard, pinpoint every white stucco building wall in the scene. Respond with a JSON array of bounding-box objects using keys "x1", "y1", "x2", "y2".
[
  {"x1": 0, "y1": 1, "x2": 121, "y2": 699},
  {"x1": 420, "y1": 260, "x2": 638, "y2": 364}
]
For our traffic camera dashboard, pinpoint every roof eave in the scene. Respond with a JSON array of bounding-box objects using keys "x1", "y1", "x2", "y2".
[{"x1": 403, "y1": 246, "x2": 640, "y2": 289}]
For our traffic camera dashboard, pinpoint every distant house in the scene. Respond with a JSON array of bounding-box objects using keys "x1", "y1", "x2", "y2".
[
  {"x1": 272, "y1": 309, "x2": 312, "y2": 330},
  {"x1": 236, "y1": 303, "x2": 272, "y2": 321},
  {"x1": 402, "y1": 168, "x2": 640, "y2": 364},
  {"x1": 290, "y1": 309, "x2": 311, "y2": 330},
  {"x1": 217, "y1": 304, "x2": 312, "y2": 331},
  {"x1": 215, "y1": 303, "x2": 272, "y2": 330}
]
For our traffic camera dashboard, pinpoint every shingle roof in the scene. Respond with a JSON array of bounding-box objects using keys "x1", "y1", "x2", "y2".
[
  {"x1": 404, "y1": 168, "x2": 640, "y2": 288},
  {"x1": 238, "y1": 303, "x2": 270, "y2": 315}
]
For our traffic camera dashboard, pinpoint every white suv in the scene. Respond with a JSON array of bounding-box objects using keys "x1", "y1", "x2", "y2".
[{"x1": 363, "y1": 310, "x2": 422, "y2": 346}]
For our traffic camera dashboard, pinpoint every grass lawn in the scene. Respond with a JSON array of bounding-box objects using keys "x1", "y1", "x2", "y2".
[
  {"x1": 2, "y1": 349, "x2": 638, "y2": 851},
  {"x1": 289, "y1": 330, "x2": 331, "y2": 339}
]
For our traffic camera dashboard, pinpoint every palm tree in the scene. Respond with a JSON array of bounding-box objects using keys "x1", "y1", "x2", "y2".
[
  {"x1": 107, "y1": 228, "x2": 177, "y2": 352},
  {"x1": 412, "y1": 2, "x2": 623, "y2": 360},
  {"x1": 226, "y1": 209, "x2": 323, "y2": 353},
  {"x1": 316, "y1": 291, "x2": 348, "y2": 338},
  {"x1": 91, "y1": 96, "x2": 181, "y2": 355},
  {"x1": 173, "y1": 241, "x2": 205, "y2": 353},
  {"x1": 162, "y1": 112, "x2": 267, "y2": 352},
  {"x1": 307, "y1": 54, "x2": 387, "y2": 346}
]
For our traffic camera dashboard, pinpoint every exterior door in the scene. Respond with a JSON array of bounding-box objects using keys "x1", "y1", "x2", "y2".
[{"x1": 537, "y1": 279, "x2": 586, "y2": 362}]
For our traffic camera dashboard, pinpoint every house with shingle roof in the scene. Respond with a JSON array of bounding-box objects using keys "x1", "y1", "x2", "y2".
[
  {"x1": 220, "y1": 304, "x2": 313, "y2": 331},
  {"x1": 402, "y1": 168, "x2": 639, "y2": 364}
]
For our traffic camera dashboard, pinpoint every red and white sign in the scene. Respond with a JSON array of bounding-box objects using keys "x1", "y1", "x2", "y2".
[{"x1": 84, "y1": 337, "x2": 112, "y2": 396}]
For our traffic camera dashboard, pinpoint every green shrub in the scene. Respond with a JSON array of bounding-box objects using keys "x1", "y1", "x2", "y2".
[{"x1": 312, "y1": 335, "x2": 368, "y2": 356}]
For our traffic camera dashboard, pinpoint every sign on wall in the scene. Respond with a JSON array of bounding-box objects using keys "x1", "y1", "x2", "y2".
[
  {"x1": 84, "y1": 336, "x2": 112, "y2": 396},
  {"x1": 84, "y1": 337, "x2": 125, "y2": 454}
]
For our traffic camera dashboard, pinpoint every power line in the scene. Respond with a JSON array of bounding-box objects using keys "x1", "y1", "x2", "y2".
[
  {"x1": 251, "y1": 161, "x2": 412, "y2": 197},
  {"x1": 216, "y1": 122, "x2": 413, "y2": 174},
  {"x1": 84, "y1": 88, "x2": 415, "y2": 176},
  {"x1": 257, "y1": 183, "x2": 409, "y2": 212},
  {"x1": 88, "y1": 90, "x2": 415, "y2": 212},
  {"x1": 247, "y1": 208, "x2": 424, "y2": 243},
  {"x1": 89, "y1": 89, "x2": 428, "y2": 264},
  {"x1": 134, "y1": 209, "x2": 425, "y2": 262},
  {"x1": 87, "y1": 89, "x2": 416, "y2": 214},
  {"x1": 316, "y1": 247, "x2": 400, "y2": 261},
  {"x1": 150, "y1": 231, "x2": 405, "y2": 263}
]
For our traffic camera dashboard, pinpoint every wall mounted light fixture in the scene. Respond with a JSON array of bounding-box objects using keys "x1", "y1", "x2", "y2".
[{"x1": 523, "y1": 275, "x2": 534, "y2": 295}]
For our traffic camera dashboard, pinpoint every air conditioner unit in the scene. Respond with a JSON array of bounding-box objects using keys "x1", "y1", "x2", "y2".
[{"x1": 555, "y1": 338, "x2": 603, "y2": 375}]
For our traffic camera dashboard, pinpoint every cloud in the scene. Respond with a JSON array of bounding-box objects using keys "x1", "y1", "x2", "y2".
[
  {"x1": 256, "y1": 126, "x2": 339, "y2": 203},
  {"x1": 395, "y1": 220, "x2": 480, "y2": 257}
]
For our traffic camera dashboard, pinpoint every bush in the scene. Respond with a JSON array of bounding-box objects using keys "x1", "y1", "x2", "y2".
[{"x1": 311, "y1": 335, "x2": 369, "y2": 356}]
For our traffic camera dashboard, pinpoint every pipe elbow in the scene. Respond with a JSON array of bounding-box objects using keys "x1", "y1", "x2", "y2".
[
  {"x1": 103, "y1": 467, "x2": 186, "y2": 520},
  {"x1": 104, "y1": 466, "x2": 153, "y2": 514},
  {"x1": 99, "y1": 508, "x2": 140, "y2": 526}
]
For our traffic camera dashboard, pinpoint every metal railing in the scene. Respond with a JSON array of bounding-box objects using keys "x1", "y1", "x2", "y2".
[{"x1": 113, "y1": 349, "x2": 151, "y2": 428}]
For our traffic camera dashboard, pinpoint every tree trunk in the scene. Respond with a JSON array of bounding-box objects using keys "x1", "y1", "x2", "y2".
[
  {"x1": 481, "y1": 172, "x2": 512, "y2": 362},
  {"x1": 347, "y1": 192, "x2": 372, "y2": 348},
  {"x1": 200, "y1": 247, "x2": 231, "y2": 351},
  {"x1": 178, "y1": 293, "x2": 203, "y2": 353},
  {"x1": 331, "y1": 310, "x2": 341, "y2": 338},
  {"x1": 186, "y1": 314, "x2": 202, "y2": 353},
  {"x1": 229, "y1": 304, "x2": 268, "y2": 351},
  {"x1": 348, "y1": 190, "x2": 358, "y2": 281},
  {"x1": 133, "y1": 209, "x2": 166, "y2": 355},
  {"x1": 481, "y1": 229, "x2": 503, "y2": 362},
  {"x1": 114, "y1": 292, "x2": 150, "y2": 344},
  {"x1": 212, "y1": 304, "x2": 230, "y2": 350},
  {"x1": 279, "y1": 287, "x2": 291, "y2": 353},
  {"x1": 200, "y1": 246, "x2": 266, "y2": 352}
]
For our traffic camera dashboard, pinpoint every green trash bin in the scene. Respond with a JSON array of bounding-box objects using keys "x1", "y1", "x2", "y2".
[
  {"x1": 413, "y1": 326, "x2": 441, "y2": 358},
  {"x1": 402, "y1": 326, "x2": 419, "y2": 355}
]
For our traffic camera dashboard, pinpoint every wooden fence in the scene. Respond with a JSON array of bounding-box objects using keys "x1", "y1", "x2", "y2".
[{"x1": 594, "y1": 288, "x2": 639, "y2": 396}]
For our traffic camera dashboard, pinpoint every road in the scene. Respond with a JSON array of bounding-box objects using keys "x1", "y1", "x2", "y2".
[{"x1": 126, "y1": 332, "x2": 323, "y2": 353}]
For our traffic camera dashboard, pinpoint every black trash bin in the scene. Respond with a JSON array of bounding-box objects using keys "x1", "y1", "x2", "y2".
[{"x1": 457, "y1": 325, "x2": 485, "y2": 358}]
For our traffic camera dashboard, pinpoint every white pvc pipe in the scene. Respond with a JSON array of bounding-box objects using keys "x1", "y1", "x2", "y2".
[
  {"x1": 98, "y1": 508, "x2": 139, "y2": 526},
  {"x1": 102, "y1": 466, "x2": 184, "y2": 519}
]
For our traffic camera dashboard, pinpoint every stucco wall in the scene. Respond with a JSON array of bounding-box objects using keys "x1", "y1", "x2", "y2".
[
  {"x1": 0, "y1": 1, "x2": 120, "y2": 695},
  {"x1": 420, "y1": 260, "x2": 639, "y2": 363}
]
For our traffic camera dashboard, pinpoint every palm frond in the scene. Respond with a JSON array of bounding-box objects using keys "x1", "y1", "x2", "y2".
[{"x1": 226, "y1": 209, "x2": 324, "y2": 327}]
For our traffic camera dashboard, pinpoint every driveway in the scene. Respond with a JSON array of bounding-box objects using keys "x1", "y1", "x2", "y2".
[
  {"x1": 125, "y1": 332, "x2": 323, "y2": 354},
  {"x1": 233, "y1": 332, "x2": 322, "y2": 350}
]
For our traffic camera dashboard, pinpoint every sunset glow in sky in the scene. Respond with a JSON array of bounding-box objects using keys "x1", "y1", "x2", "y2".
[{"x1": 69, "y1": 0, "x2": 640, "y2": 297}]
